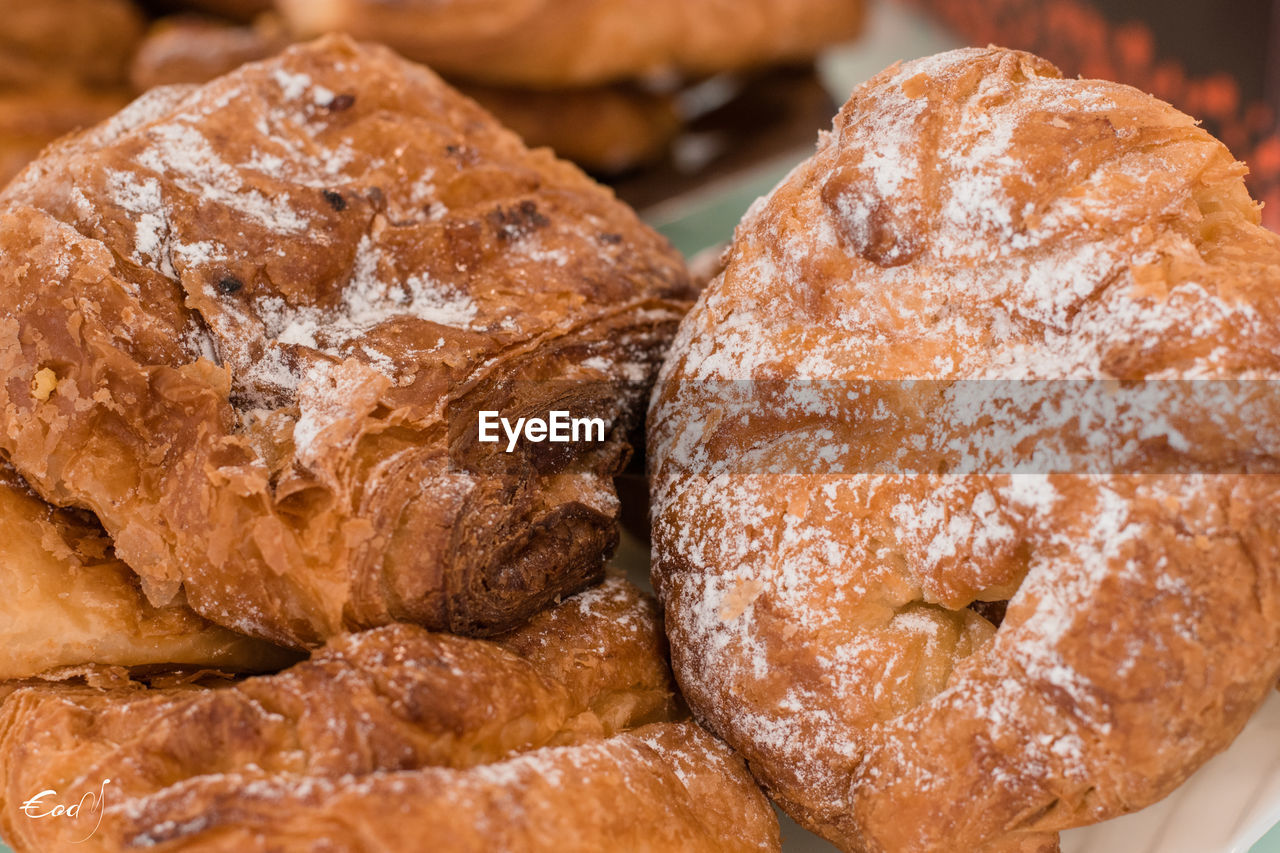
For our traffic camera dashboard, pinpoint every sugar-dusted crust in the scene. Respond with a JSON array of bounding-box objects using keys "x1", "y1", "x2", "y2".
[
  {"x1": 649, "y1": 48, "x2": 1280, "y2": 852},
  {"x1": 275, "y1": 0, "x2": 864, "y2": 88},
  {"x1": 0, "y1": 458, "x2": 293, "y2": 680},
  {"x1": 0, "y1": 35, "x2": 692, "y2": 649},
  {"x1": 0, "y1": 578, "x2": 781, "y2": 852}
]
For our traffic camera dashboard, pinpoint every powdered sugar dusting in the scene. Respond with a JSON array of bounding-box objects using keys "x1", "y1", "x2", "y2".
[
  {"x1": 240, "y1": 234, "x2": 478, "y2": 395},
  {"x1": 135, "y1": 122, "x2": 310, "y2": 235},
  {"x1": 649, "y1": 46, "x2": 1280, "y2": 846}
]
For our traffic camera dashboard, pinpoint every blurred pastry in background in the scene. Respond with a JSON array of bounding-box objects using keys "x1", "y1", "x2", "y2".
[
  {"x1": 424, "y1": 84, "x2": 682, "y2": 177},
  {"x1": 273, "y1": 0, "x2": 864, "y2": 88},
  {"x1": 0, "y1": 0, "x2": 143, "y2": 90},
  {"x1": 126, "y1": 0, "x2": 862, "y2": 180},
  {"x1": 128, "y1": 10, "x2": 290, "y2": 89},
  {"x1": 130, "y1": 13, "x2": 683, "y2": 174},
  {"x1": 1, "y1": 0, "x2": 862, "y2": 186},
  {"x1": 0, "y1": 0, "x2": 144, "y2": 186},
  {"x1": 0, "y1": 85, "x2": 130, "y2": 189},
  {"x1": 270, "y1": 0, "x2": 865, "y2": 180}
]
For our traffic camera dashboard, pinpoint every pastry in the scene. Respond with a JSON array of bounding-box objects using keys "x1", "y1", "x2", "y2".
[
  {"x1": 0, "y1": 0, "x2": 143, "y2": 91},
  {"x1": 0, "y1": 578, "x2": 782, "y2": 852},
  {"x1": 0, "y1": 458, "x2": 292, "y2": 680},
  {"x1": 129, "y1": 17, "x2": 681, "y2": 174},
  {"x1": 274, "y1": 0, "x2": 865, "y2": 89},
  {"x1": 0, "y1": 36, "x2": 692, "y2": 649},
  {"x1": 417, "y1": 83, "x2": 680, "y2": 176},
  {"x1": 0, "y1": 0, "x2": 143, "y2": 187},
  {"x1": 649, "y1": 48, "x2": 1280, "y2": 851},
  {"x1": 128, "y1": 13, "x2": 292, "y2": 92}
]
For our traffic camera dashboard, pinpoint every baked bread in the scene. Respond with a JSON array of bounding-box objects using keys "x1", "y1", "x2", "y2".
[
  {"x1": 649, "y1": 48, "x2": 1280, "y2": 852},
  {"x1": 0, "y1": 458, "x2": 292, "y2": 680},
  {"x1": 130, "y1": 17, "x2": 681, "y2": 174},
  {"x1": 0, "y1": 35, "x2": 692, "y2": 649},
  {"x1": 274, "y1": 0, "x2": 865, "y2": 89},
  {"x1": 0, "y1": 578, "x2": 782, "y2": 852}
]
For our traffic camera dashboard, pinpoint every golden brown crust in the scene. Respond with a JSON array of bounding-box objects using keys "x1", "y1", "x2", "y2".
[
  {"x1": 648, "y1": 48, "x2": 1280, "y2": 851},
  {"x1": 0, "y1": 579, "x2": 781, "y2": 852},
  {"x1": 0, "y1": 36, "x2": 692, "y2": 649},
  {"x1": 0, "y1": 458, "x2": 293, "y2": 679},
  {"x1": 274, "y1": 0, "x2": 865, "y2": 88}
]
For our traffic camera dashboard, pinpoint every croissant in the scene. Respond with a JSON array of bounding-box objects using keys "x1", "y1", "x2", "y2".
[
  {"x1": 0, "y1": 458, "x2": 292, "y2": 680},
  {"x1": 649, "y1": 47, "x2": 1280, "y2": 852},
  {"x1": 0, "y1": 578, "x2": 781, "y2": 852},
  {"x1": 274, "y1": 0, "x2": 864, "y2": 89},
  {"x1": 0, "y1": 35, "x2": 692, "y2": 649}
]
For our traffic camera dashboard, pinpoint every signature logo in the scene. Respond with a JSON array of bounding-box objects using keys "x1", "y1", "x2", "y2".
[{"x1": 20, "y1": 779, "x2": 111, "y2": 843}]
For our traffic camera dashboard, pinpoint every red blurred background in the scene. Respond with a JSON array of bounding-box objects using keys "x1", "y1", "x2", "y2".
[{"x1": 906, "y1": 0, "x2": 1280, "y2": 229}]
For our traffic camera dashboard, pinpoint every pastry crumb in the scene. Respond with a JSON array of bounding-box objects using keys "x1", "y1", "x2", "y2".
[
  {"x1": 901, "y1": 72, "x2": 931, "y2": 98},
  {"x1": 719, "y1": 579, "x2": 764, "y2": 622},
  {"x1": 30, "y1": 368, "x2": 58, "y2": 401}
]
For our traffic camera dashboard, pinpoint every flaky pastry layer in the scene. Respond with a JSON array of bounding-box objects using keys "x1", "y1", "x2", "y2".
[
  {"x1": 0, "y1": 36, "x2": 692, "y2": 649},
  {"x1": 0, "y1": 578, "x2": 780, "y2": 852},
  {"x1": 0, "y1": 458, "x2": 292, "y2": 680}
]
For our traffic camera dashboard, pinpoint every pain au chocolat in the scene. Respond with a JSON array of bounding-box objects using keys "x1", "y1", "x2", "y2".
[{"x1": 0, "y1": 35, "x2": 692, "y2": 649}]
